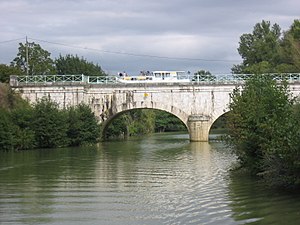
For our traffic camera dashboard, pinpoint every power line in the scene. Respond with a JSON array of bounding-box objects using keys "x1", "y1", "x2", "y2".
[
  {"x1": 28, "y1": 37, "x2": 240, "y2": 63},
  {"x1": 0, "y1": 37, "x2": 25, "y2": 44}
]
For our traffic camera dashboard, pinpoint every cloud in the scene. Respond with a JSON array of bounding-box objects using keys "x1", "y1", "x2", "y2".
[{"x1": 0, "y1": 0, "x2": 299, "y2": 74}]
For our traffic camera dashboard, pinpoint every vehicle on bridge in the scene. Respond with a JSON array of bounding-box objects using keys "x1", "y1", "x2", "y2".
[{"x1": 116, "y1": 71, "x2": 191, "y2": 83}]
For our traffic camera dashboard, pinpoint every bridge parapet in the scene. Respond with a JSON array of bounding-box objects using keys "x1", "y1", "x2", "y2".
[{"x1": 10, "y1": 73, "x2": 300, "y2": 87}]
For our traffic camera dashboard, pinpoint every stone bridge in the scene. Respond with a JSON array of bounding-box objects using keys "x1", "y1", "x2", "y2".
[{"x1": 10, "y1": 74, "x2": 300, "y2": 141}]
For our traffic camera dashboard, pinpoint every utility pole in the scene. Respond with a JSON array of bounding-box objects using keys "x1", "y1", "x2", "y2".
[{"x1": 25, "y1": 36, "x2": 29, "y2": 75}]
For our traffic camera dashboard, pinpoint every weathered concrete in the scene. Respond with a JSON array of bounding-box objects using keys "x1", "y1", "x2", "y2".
[{"x1": 11, "y1": 82, "x2": 300, "y2": 141}]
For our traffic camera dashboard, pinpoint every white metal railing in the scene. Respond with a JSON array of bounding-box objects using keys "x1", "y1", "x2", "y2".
[
  {"x1": 88, "y1": 76, "x2": 117, "y2": 84},
  {"x1": 16, "y1": 74, "x2": 84, "y2": 83},
  {"x1": 11, "y1": 73, "x2": 300, "y2": 85}
]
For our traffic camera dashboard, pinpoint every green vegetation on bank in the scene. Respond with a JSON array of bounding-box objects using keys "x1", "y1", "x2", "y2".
[
  {"x1": 226, "y1": 19, "x2": 300, "y2": 189},
  {"x1": 0, "y1": 84, "x2": 101, "y2": 151},
  {"x1": 226, "y1": 74, "x2": 300, "y2": 188}
]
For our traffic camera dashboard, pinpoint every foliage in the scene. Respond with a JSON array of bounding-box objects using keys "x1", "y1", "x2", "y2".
[
  {"x1": 128, "y1": 110, "x2": 156, "y2": 135},
  {"x1": 232, "y1": 20, "x2": 281, "y2": 74},
  {"x1": 104, "y1": 109, "x2": 155, "y2": 139},
  {"x1": 104, "y1": 114, "x2": 129, "y2": 139},
  {"x1": 67, "y1": 104, "x2": 101, "y2": 146},
  {"x1": 0, "y1": 85, "x2": 35, "y2": 151},
  {"x1": 104, "y1": 109, "x2": 186, "y2": 139},
  {"x1": 232, "y1": 19, "x2": 300, "y2": 74},
  {"x1": 55, "y1": 54, "x2": 106, "y2": 76},
  {"x1": 8, "y1": 42, "x2": 107, "y2": 76},
  {"x1": 0, "y1": 64, "x2": 22, "y2": 83},
  {"x1": 280, "y1": 19, "x2": 300, "y2": 72},
  {"x1": 11, "y1": 42, "x2": 56, "y2": 75},
  {"x1": 193, "y1": 70, "x2": 216, "y2": 81},
  {"x1": 0, "y1": 106, "x2": 35, "y2": 151},
  {"x1": 11, "y1": 102, "x2": 35, "y2": 150},
  {"x1": 154, "y1": 110, "x2": 186, "y2": 132},
  {"x1": 0, "y1": 83, "x2": 28, "y2": 110},
  {"x1": 0, "y1": 84, "x2": 102, "y2": 151},
  {"x1": 226, "y1": 74, "x2": 300, "y2": 188},
  {"x1": 32, "y1": 98, "x2": 69, "y2": 148},
  {"x1": 0, "y1": 108, "x2": 15, "y2": 151}
]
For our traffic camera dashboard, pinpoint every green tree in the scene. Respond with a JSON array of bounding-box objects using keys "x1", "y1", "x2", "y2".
[
  {"x1": 193, "y1": 70, "x2": 216, "y2": 81},
  {"x1": 104, "y1": 113, "x2": 130, "y2": 139},
  {"x1": 127, "y1": 110, "x2": 155, "y2": 135},
  {"x1": 67, "y1": 104, "x2": 101, "y2": 146},
  {"x1": 227, "y1": 74, "x2": 300, "y2": 187},
  {"x1": 11, "y1": 42, "x2": 56, "y2": 75},
  {"x1": 104, "y1": 109, "x2": 155, "y2": 139},
  {"x1": 0, "y1": 84, "x2": 35, "y2": 151},
  {"x1": 55, "y1": 54, "x2": 106, "y2": 76},
  {"x1": 0, "y1": 83, "x2": 28, "y2": 110},
  {"x1": 232, "y1": 20, "x2": 281, "y2": 73},
  {"x1": 10, "y1": 104, "x2": 35, "y2": 150},
  {"x1": 0, "y1": 108, "x2": 15, "y2": 151},
  {"x1": 32, "y1": 98, "x2": 69, "y2": 148},
  {"x1": 280, "y1": 19, "x2": 300, "y2": 72},
  {"x1": 0, "y1": 106, "x2": 35, "y2": 152},
  {"x1": 227, "y1": 75, "x2": 292, "y2": 171},
  {"x1": 154, "y1": 110, "x2": 186, "y2": 132},
  {"x1": 0, "y1": 64, "x2": 22, "y2": 83}
]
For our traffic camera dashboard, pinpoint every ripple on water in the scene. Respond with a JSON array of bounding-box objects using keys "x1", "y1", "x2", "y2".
[{"x1": 1, "y1": 134, "x2": 300, "y2": 225}]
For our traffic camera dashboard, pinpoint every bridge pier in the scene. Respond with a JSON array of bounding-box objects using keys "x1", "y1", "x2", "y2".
[{"x1": 187, "y1": 115, "x2": 211, "y2": 142}]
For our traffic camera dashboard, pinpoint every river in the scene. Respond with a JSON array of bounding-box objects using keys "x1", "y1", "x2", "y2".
[{"x1": 0, "y1": 132, "x2": 300, "y2": 225}]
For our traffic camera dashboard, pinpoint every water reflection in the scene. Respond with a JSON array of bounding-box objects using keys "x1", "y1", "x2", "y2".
[
  {"x1": 229, "y1": 171, "x2": 300, "y2": 225},
  {"x1": 0, "y1": 133, "x2": 300, "y2": 225}
]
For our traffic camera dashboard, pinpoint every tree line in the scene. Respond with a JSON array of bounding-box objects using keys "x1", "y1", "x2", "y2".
[
  {"x1": 0, "y1": 42, "x2": 106, "y2": 83},
  {"x1": 0, "y1": 85, "x2": 101, "y2": 151}
]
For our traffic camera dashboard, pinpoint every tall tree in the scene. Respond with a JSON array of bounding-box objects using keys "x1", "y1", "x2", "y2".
[
  {"x1": 280, "y1": 19, "x2": 300, "y2": 72},
  {"x1": 232, "y1": 20, "x2": 281, "y2": 73},
  {"x1": 55, "y1": 54, "x2": 106, "y2": 76},
  {"x1": 11, "y1": 42, "x2": 56, "y2": 75}
]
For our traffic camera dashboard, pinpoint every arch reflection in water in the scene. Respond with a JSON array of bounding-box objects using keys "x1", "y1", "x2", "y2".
[{"x1": 2, "y1": 133, "x2": 299, "y2": 224}]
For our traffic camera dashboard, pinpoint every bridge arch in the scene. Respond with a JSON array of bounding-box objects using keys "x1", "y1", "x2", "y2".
[
  {"x1": 114, "y1": 101, "x2": 190, "y2": 124},
  {"x1": 208, "y1": 111, "x2": 231, "y2": 135},
  {"x1": 209, "y1": 108, "x2": 231, "y2": 129},
  {"x1": 100, "y1": 101, "x2": 190, "y2": 138},
  {"x1": 101, "y1": 108, "x2": 189, "y2": 139}
]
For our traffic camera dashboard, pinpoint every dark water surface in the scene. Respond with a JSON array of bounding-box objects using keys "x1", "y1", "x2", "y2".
[{"x1": 0, "y1": 133, "x2": 300, "y2": 225}]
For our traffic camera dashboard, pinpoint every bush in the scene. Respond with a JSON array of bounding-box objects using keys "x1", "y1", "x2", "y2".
[
  {"x1": 32, "y1": 98, "x2": 69, "y2": 148},
  {"x1": 227, "y1": 74, "x2": 300, "y2": 188},
  {"x1": 67, "y1": 104, "x2": 101, "y2": 146}
]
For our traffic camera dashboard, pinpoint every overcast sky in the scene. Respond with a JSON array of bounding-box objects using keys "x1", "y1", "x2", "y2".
[{"x1": 0, "y1": 0, "x2": 299, "y2": 75}]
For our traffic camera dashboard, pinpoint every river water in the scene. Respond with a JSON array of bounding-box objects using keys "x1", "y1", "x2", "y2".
[{"x1": 0, "y1": 133, "x2": 300, "y2": 225}]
